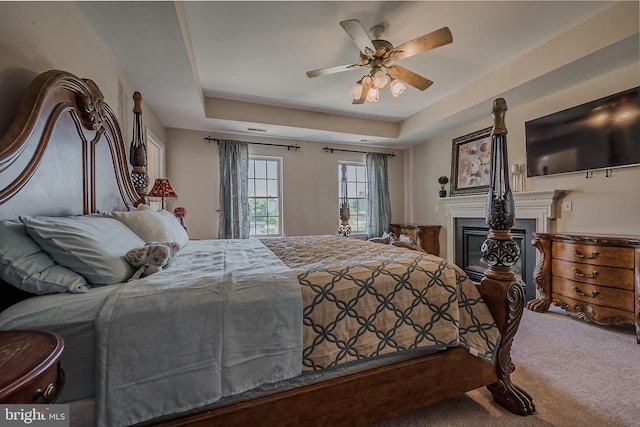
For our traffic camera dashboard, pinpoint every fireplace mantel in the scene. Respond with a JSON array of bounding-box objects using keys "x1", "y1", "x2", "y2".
[{"x1": 439, "y1": 190, "x2": 563, "y2": 261}]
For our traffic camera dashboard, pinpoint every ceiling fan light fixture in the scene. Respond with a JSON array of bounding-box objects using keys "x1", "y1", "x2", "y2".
[
  {"x1": 308, "y1": 19, "x2": 453, "y2": 105},
  {"x1": 349, "y1": 81, "x2": 363, "y2": 99},
  {"x1": 372, "y1": 69, "x2": 388, "y2": 89},
  {"x1": 361, "y1": 74, "x2": 373, "y2": 86},
  {"x1": 366, "y1": 87, "x2": 379, "y2": 103},
  {"x1": 390, "y1": 79, "x2": 406, "y2": 97}
]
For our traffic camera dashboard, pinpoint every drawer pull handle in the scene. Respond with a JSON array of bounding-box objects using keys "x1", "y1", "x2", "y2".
[
  {"x1": 572, "y1": 268, "x2": 598, "y2": 279},
  {"x1": 34, "y1": 383, "x2": 56, "y2": 401},
  {"x1": 573, "y1": 249, "x2": 598, "y2": 259},
  {"x1": 573, "y1": 286, "x2": 599, "y2": 298}
]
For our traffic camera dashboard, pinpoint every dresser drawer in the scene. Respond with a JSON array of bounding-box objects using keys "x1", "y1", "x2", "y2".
[
  {"x1": 552, "y1": 277, "x2": 634, "y2": 312},
  {"x1": 552, "y1": 241, "x2": 634, "y2": 268},
  {"x1": 551, "y1": 259, "x2": 634, "y2": 291}
]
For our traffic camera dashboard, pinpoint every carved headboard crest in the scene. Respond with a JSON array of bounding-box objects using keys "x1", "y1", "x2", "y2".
[
  {"x1": 0, "y1": 70, "x2": 142, "y2": 220},
  {"x1": 76, "y1": 78, "x2": 108, "y2": 132}
]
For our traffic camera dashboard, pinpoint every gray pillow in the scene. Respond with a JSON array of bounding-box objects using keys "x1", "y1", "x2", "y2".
[
  {"x1": 0, "y1": 220, "x2": 89, "y2": 294},
  {"x1": 111, "y1": 204, "x2": 189, "y2": 248},
  {"x1": 20, "y1": 215, "x2": 145, "y2": 286}
]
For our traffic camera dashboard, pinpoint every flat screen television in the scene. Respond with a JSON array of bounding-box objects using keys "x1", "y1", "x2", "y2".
[{"x1": 525, "y1": 87, "x2": 640, "y2": 177}]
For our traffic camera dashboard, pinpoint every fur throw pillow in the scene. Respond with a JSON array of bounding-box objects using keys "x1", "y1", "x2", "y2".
[{"x1": 125, "y1": 241, "x2": 180, "y2": 281}]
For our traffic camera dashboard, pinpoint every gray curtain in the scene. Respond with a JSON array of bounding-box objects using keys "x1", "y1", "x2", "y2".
[
  {"x1": 366, "y1": 152, "x2": 392, "y2": 238},
  {"x1": 218, "y1": 140, "x2": 249, "y2": 239}
]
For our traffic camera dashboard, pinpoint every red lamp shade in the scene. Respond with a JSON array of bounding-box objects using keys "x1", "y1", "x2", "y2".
[{"x1": 148, "y1": 178, "x2": 177, "y2": 201}]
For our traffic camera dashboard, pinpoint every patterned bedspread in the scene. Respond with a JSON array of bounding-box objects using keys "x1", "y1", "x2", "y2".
[{"x1": 261, "y1": 236, "x2": 500, "y2": 371}]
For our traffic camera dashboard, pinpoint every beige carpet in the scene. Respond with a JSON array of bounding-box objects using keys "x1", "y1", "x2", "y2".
[{"x1": 374, "y1": 307, "x2": 639, "y2": 427}]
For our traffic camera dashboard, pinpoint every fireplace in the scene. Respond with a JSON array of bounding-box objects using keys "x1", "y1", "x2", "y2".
[
  {"x1": 439, "y1": 190, "x2": 563, "y2": 303},
  {"x1": 455, "y1": 218, "x2": 536, "y2": 301}
]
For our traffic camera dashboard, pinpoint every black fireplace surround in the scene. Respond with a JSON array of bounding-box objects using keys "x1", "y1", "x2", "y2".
[{"x1": 455, "y1": 218, "x2": 537, "y2": 302}]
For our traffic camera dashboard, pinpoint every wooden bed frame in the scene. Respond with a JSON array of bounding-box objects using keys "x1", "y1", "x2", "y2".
[{"x1": 0, "y1": 70, "x2": 535, "y2": 426}]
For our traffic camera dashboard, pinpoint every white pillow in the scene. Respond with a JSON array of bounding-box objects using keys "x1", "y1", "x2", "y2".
[
  {"x1": 156, "y1": 209, "x2": 189, "y2": 248},
  {"x1": 20, "y1": 215, "x2": 145, "y2": 286},
  {"x1": 111, "y1": 204, "x2": 189, "y2": 248},
  {"x1": 0, "y1": 220, "x2": 89, "y2": 294}
]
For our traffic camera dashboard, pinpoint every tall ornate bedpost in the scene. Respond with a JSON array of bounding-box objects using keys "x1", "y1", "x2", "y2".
[
  {"x1": 480, "y1": 98, "x2": 535, "y2": 415},
  {"x1": 129, "y1": 91, "x2": 149, "y2": 205},
  {"x1": 337, "y1": 163, "x2": 351, "y2": 237}
]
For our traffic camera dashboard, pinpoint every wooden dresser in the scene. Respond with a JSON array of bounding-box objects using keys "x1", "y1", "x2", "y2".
[
  {"x1": 389, "y1": 224, "x2": 441, "y2": 256},
  {"x1": 527, "y1": 232, "x2": 639, "y2": 343},
  {"x1": 0, "y1": 330, "x2": 65, "y2": 403}
]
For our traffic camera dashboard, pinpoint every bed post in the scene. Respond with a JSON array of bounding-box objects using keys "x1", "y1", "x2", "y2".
[
  {"x1": 129, "y1": 91, "x2": 149, "y2": 205},
  {"x1": 478, "y1": 98, "x2": 535, "y2": 415}
]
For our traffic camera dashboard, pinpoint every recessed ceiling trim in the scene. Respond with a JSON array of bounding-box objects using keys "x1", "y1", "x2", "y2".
[{"x1": 205, "y1": 97, "x2": 399, "y2": 139}]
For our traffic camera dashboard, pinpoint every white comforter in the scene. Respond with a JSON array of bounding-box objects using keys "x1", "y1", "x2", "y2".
[{"x1": 94, "y1": 239, "x2": 302, "y2": 427}]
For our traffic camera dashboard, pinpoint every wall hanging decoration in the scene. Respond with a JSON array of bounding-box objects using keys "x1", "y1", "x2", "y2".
[{"x1": 450, "y1": 126, "x2": 492, "y2": 196}]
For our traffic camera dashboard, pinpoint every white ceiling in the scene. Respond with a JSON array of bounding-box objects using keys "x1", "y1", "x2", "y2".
[{"x1": 76, "y1": 1, "x2": 636, "y2": 148}]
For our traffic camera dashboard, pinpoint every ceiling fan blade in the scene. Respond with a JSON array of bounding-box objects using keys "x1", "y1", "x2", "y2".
[
  {"x1": 352, "y1": 76, "x2": 373, "y2": 104},
  {"x1": 306, "y1": 63, "x2": 363, "y2": 78},
  {"x1": 390, "y1": 27, "x2": 453, "y2": 61},
  {"x1": 387, "y1": 65, "x2": 433, "y2": 91},
  {"x1": 340, "y1": 19, "x2": 376, "y2": 57}
]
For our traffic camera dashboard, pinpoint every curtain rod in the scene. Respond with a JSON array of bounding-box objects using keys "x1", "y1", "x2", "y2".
[
  {"x1": 204, "y1": 136, "x2": 301, "y2": 151},
  {"x1": 323, "y1": 146, "x2": 395, "y2": 158}
]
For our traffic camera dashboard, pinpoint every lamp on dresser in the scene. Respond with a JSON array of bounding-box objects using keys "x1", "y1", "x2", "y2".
[{"x1": 148, "y1": 178, "x2": 177, "y2": 210}]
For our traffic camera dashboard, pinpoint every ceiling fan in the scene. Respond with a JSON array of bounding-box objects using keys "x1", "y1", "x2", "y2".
[{"x1": 306, "y1": 19, "x2": 453, "y2": 104}]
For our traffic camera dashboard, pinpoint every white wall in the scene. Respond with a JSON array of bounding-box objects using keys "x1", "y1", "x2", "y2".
[
  {"x1": 165, "y1": 129, "x2": 405, "y2": 239},
  {"x1": 407, "y1": 63, "x2": 640, "y2": 259}
]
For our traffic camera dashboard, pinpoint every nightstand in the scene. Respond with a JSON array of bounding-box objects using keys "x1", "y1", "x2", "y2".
[{"x1": 0, "y1": 330, "x2": 65, "y2": 403}]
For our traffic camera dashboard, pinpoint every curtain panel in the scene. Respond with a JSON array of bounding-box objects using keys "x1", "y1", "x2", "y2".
[
  {"x1": 218, "y1": 140, "x2": 249, "y2": 239},
  {"x1": 366, "y1": 153, "x2": 391, "y2": 238}
]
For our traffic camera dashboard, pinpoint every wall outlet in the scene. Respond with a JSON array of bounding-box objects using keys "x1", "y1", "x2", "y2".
[
  {"x1": 562, "y1": 201, "x2": 572, "y2": 212},
  {"x1": 435, "y1": 205, "x2": 439, "y2": 213}
]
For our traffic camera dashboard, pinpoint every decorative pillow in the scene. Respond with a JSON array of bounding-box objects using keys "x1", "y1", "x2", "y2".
[
  {"x1": 156, "y1": 209, "x2": 189, "y2": 248},
  {"x1": 111, "y1": 204, "x2": 189, "y2": 249},
  {"x1": 125, "y1": 241, "x2": 180, "y2": 281},
  {"x1": 399, "y1": 233, "x2": 417, "y2": 244},
  {"x1": 380, "y1": 231, "x2": 399, "y2": 243},
  {"x1": 0, "y1": 220, "x2": 89, "y2": 294},
  {"x1": 20, "y1": 215, "x2": 145, "y2": 286}
]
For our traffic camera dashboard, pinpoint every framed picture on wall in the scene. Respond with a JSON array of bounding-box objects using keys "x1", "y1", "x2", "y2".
[{"x1": 450, "y1": 127, "x2": 492, "y2": 196}]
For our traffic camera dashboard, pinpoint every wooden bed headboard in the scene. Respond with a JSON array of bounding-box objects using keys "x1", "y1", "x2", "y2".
[{"x1": 0, "y1": 69, "x2": 141, "y2": 221}]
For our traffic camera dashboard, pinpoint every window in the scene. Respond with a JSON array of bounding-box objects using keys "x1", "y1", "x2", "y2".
[
  {"x1": 248, "y1": 157, "x2": 282, "y2": 236},
  {"x1": 338, "y1": 162, "x2": 367, "y2": 233}
]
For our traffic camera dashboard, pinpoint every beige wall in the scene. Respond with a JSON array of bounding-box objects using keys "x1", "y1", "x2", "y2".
[
  {"x1": 3, "y1": 1, "x2": 636, "y2": 250},
  {"x1": 165, "y1": 129, "x2": 405, "y2": 239},
  {"x1": 407, "y1": 62, "x2": 640, "y2": 260},
  {"x1": 0, "y1": 1, "x2": 165, "y2": 151}
]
